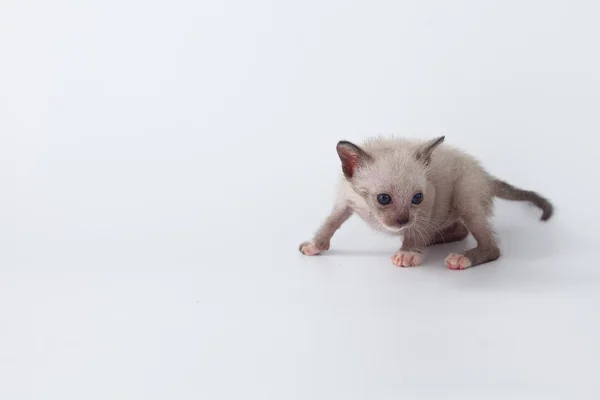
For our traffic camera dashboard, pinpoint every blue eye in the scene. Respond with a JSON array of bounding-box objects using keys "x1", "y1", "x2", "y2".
[
  {"x1": 377, "y1": 193, "x2": 392, "y2": 205},
  {"x1": 411, "y1": 192, "x2": 424, "y2": 205}
]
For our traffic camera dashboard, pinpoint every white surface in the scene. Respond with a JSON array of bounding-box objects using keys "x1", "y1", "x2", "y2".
[{"x1": 1, "y1": 0, "x2": 600, "y2": 399}]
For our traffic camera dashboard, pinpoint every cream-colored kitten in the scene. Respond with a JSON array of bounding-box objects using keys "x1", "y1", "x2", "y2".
[{"x1": 299, "y1": 136, "x2": 553, "y2": 269}]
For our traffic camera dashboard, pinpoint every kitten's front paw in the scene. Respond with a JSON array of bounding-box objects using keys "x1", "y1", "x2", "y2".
[
  {"x1": 299, "y1": 241, "x2": 325, "y2": 256},
  {"x1": 391, "y1": 251, "x2": 423, "y2": 267},
  {"x1": 445, "y1": 253, "x2": 472, "y2": 270}
]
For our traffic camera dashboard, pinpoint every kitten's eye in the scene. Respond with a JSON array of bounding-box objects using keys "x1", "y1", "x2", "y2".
[
  {"x1": 411, "y1": 192, "x2": 424, "y2": 205},
  {"x1": 377, "y1": 193, "x2": 392, "y2": 205}
]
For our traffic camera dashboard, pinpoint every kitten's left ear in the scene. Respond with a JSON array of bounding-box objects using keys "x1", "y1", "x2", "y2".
[{"x1": 416, "y1": 136, "x2": 445, "y2": 165}]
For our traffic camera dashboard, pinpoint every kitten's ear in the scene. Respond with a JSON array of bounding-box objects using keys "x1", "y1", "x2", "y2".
[
  {"x1": 416, "y1": 136, "x2": 445, "y2": 165},
  {"x1": 336, "y1": 141, "x2": 372, "y2": 178}
]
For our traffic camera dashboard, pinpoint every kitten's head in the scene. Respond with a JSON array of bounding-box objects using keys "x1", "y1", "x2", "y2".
[{"x1": 336, "y1": 136, "x2": 445, "y2": 233}]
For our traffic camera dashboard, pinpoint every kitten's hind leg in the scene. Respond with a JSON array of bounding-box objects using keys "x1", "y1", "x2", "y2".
[
  {"x1": 429, "y1": 221, "x2": 469, "y2": 246},
  {"x1": 299, "y1": 204, "x2": 353, "y2": 256},
  {"x1": 445, "y1": 177, "x2": 500, "y2": 270},
  {"x1": 445, "y1": 216, "x2": 500, "y2": 270}
]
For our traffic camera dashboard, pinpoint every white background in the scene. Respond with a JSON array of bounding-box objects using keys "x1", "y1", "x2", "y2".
[{"x1": 1, "y1": 0, "x2": 599, "y2": 399}]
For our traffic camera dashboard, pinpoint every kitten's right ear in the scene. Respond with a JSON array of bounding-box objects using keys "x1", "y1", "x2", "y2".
[{"x1": 336, "y1": 141, "x2": 372, "y2": 178}]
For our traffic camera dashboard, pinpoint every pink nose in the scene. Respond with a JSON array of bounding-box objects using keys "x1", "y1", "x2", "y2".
[{"x1": 396, "y1": 217, "x2": 409, "y2": 226}]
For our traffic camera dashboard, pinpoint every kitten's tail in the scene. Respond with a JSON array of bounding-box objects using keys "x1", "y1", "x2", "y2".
[{"x1": 492, "y1": 179, "x2": 554, "y2": 221}]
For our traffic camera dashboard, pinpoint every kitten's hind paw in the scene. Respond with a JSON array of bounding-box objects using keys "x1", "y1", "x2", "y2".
[
  {"x1": 299, "y1": 241, "x2": 322, "y2": 256},
  {"x1": 445, "y1": 253, "x2": 472, "y2": 270}
]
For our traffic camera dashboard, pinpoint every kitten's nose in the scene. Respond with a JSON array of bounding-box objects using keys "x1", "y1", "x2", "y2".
[{"x1": 396, "y1": 217, "x2": 409, "y2": 226}]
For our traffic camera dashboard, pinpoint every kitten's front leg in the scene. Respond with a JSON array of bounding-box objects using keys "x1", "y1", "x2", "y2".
[
  {"x1": 391, "y1": 229, "x2": 432, "y2": 267},
  {"x1": 299, "y1": 204, "x2": 353, "y2": 256}
]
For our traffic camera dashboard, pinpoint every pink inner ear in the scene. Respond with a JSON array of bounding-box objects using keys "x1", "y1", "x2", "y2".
[{"x1": 339, "y1": 152, "x2": 359, "y2": 178}]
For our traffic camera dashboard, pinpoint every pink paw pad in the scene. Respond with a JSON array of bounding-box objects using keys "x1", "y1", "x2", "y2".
[
  {"x1": 391, "y1": 251, "x2": 423, "y2": 267},
  {"x1": 299, "y1": 242, "x2": 320, "y2": 256},
  {"x1": 445, "y1": 253, "x2": 472, "y2": 270}
]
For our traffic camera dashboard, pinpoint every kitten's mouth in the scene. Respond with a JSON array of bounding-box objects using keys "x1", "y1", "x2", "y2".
[{"x1": 384, "y1": 223, "x2": 412, "y2": 233}]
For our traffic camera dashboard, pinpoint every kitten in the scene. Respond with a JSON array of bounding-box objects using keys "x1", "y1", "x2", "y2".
[{"x1": 299, "y1": 136, "x2": 553, "y2": 269}]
